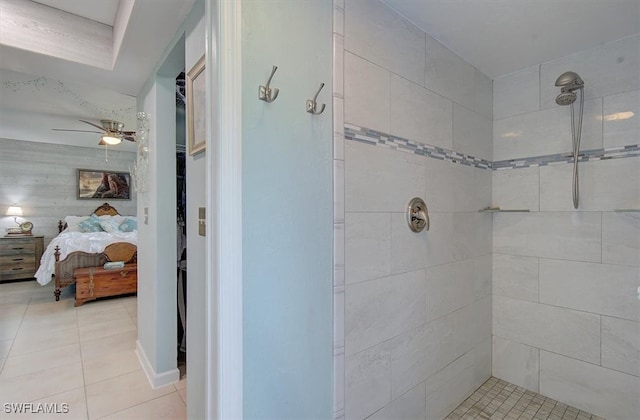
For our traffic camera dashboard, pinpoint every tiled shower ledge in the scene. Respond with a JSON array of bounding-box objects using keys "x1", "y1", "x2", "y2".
[
  {"x1": 445, "y1": 377, "x2": 605, "y2": 420},
  {"x1": 344, "y1": 124, "x2": 640, "y2": 171}
]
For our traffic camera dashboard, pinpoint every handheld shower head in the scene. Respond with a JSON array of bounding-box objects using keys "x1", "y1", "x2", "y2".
[
  {"x1": 555, "y1": 71, "x2": 584, "y2": 106},
  {"x1": 555, "y1": 71, "x2": 583, "y2": 88},
  {"x1": 554, "y1": 71, "x2": 585, "y2": 209},
  {"x1": 556, "y1": 91, "x2": 577, "y2": 106}
]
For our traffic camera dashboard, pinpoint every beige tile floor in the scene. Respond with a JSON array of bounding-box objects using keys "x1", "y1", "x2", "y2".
[
  {"x1": 445, "y1": 377, "x2": 604, "y2": 420},
  {"x1": 0, "y1": 280, "x2": 186, "y2": 420}
]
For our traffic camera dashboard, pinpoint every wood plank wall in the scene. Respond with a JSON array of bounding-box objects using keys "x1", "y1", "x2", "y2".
[{"x1": 0, "y1": 138, "x2": 136, "y2": 246}]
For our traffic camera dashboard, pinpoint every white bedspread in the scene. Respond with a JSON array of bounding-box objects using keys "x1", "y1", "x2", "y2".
[{"x1": 35, "y1": 231, "x2": 137, "y2": 286}]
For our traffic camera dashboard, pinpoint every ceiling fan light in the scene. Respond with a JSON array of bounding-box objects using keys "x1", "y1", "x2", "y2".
[{"x1": 101, "y1": 134, "x2": 122, "y2": 145}]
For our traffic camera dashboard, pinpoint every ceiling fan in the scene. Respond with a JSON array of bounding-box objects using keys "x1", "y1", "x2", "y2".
[{"x1": 53, "y1": 119, "x2": 136, "y2": 145}]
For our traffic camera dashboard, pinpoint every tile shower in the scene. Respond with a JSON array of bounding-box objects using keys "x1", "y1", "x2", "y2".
[{"x1": 333, "y1": 1, "x2": 639, "y2": 419}]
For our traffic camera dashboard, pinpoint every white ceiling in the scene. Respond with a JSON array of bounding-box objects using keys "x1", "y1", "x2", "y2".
[
  {"x1": 383, "y1": 0, "x2": 640, "y2": 79},
  {"x1": 0, "y1": 0, "x2": 195, "y2": 150},
  {"x1": 32, "y1": 0, "x2": 120, "y2": 26}
]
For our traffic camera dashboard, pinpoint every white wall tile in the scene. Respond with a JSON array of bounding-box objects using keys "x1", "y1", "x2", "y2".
[
  {"x1": 425, "y1": 343, "x2": 488, "y2": 420},
  {"x1": 492, "y1": 336, "x2": 539, "y2": 393},
  {"x1": 345, "y1": 344, "x2": 391, "y2": 419},
  {"x1": 368, "y1": 382, "x2": 426, "y2": 420},
  {"x1": 425, "y1": 352, "x2": 475, "y2": 420},
  {"x1": 389, "y1": 324, "x2": 428, "y2": 399},
  {"x1": 540, "y1": 157, "x2": 640, "y2": 211},
  {"x1": 474, "y1": 69, "x2": 493, "y2": 120},
  {"x1": 333, "y1": 97, "x2": 345, "y2": 160},
  {"x1": 492, "y1": 167, "x2": 540, "y2": 211},
  {"x1": 344, "y1": 52, "x2": 390, "y2": 133},
  {"x1": 425, "y1": 159, "x2": 474, "y2": 212},
  {"x1": 345, "y1": 141, "x2": 425, "y2": 213},
  {"x1": 473, "y1": 337, "x2": 493, "y2": 385},
  {"x1": 602, "y1": 316, "x2": 639, "y2": 377},
  {"x1": 390, "y1": 74, "x2": 453, "y2": 150},
  {"x1": 493, "y1": 212, "x2": 601, "y2": 262},
  {"x1": 453, "y1": 296, "x2": 492, "y2": 357},
  {"x1": 425, "y1": 260, "x2": 475, "y2": 322},
  {"x1": 336, "y1": 268, "x2": 345, "y2": 292},
  {"x1": 390, "y1": 212, "x2": 453, "y2": 274},
  {"x1": 388, "y1": 315, "x2": 460, "y2": 402},
  {"x1": 493, "y1": 254, "x2": 539, "y2": 302},
  {"x1": 334, "y1": 289, "x2": 345, "y2": 349},
  {"x1": 335, "y1": 222, "x2": 345, "y2": 286},
  {"x1": 422, "y1": 314, "x2": 456, "y2": 379},
  {"x1": 474, "y1": 167, "x2": 493, "y2": 211},
  {"x1": 345, "y1": 212, "x2": 391, "y2": 284},
  {"x1": 539, "y1": 259, "x2": 640, "y2": 321},
  {"x1": 473, "y1": 254, "x2": 493, "y2": 300},
  {"x1": 603, "y1": 212, "x2": 640, "y2": 267},
  {"x1": 334, "y1": 159, "x2": 345, "y2": 222},
  {"x1": 344, "y1": 0, "x2": 425, "y2": 85},
  {"x1": 425, "y1": 34, "x2": 476, "y2": 111},
  {"x1": 493, "y1": 295, "x2": 601, "y2": 364},
  {"x1": 604, "y1": 89, "x2": 640, "y2": 148},
  {"x1": 452, "y1": 212, "x2": 492, "y2": 261},
  {"x1": 494, "y1": 65, "x2": 540, "y2": 120},
  {"x1": 453, "y1": 103, "x2": 493, "y2": 160},
  {"x1": 540, "y1": 35, "x2": 640, "y2": 109},
  {"x1": 333, "y1": 34, "x2": 345, "y2": 98},
  {"x1": 493, "y1": 98, "x2": 603, "y2": 161},
  {"x1": 334, "y1": 348, "x2": 345, "y2": 413},
  {"x1": 333, "y1": 4, "x2": 344, "y2": 36},
  {"x1": 345, "y1": 270, "x2": 426, "y2": 356},
  {"x1": 540, "y1": 350, "x2": 640, "y2": 420}
]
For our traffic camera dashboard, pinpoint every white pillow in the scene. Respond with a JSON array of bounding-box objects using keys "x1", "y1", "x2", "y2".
[
  {"x1": 98, "y1": 214, "x2": 126, "y2": 224},
  {"x1": 99, "y1": 218, "x2": 121, "y2": 233},
  {"x1": 65, "y1": 214, "x2": 126, "y2": 232},
  {"x1": 64, "y1": 216, "x2": 89, "y2": 232}
]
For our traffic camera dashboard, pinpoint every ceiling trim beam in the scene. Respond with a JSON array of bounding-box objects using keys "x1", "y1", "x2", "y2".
[{"x1": 0, "y1": 0, "x2": 113, "y2": 70}]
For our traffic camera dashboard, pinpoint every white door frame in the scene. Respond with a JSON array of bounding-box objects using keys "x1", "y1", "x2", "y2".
[{"x1": 205, "y1": 0, "x2": 243, "y2": 418}]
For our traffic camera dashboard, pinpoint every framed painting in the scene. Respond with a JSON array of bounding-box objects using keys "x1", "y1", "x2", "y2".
[
  {"x1": 187, "y1": 54, "x2": 206, "y2": 156},
  {"x1": 77, "y1": 169, "x2": 131, "y2": 200}
]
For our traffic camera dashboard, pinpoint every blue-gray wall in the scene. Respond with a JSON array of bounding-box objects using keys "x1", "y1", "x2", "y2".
[{"x1": 242, "y1": 1, "x2": 334, "y2": 418}]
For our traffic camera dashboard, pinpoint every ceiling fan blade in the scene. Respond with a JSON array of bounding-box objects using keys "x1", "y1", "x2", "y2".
[
  {"x1": 123, "y1": 136, "x2": 136, "y2": 142},
  {"x1": 52, "y1": 129, "x2": 102, "y2": 134},
  {"x1": 122, "y1": 131, "x2": 136, "y2": 135},
  {"x1": 79, "y1": 119, "x2": 106, "y2": 131}
]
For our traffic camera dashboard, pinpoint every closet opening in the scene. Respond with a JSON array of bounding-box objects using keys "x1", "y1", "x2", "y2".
[{"x1": 176, "y1": 70, "x2": 187, "y2": 378}]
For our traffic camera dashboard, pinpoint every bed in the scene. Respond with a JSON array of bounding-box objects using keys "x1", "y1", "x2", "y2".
[{"x1": 34, "y1": 203, "x2": 137, "y2": 301}]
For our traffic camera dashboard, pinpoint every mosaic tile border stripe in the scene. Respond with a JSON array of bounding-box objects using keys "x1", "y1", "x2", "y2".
[
  {"x1": 344, "y1": 124, "x2": 493, "y2": 170},
  {"x1": 345, "y1": 124, "x2": 640, "y2": 171},
  {"x1": 493, "y1": 144, "x2": 640, "y2": 170}
]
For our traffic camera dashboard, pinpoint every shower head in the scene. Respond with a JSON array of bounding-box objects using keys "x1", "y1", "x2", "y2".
[
  {"x1": 555, "y1": 71, "x2": 584, "y2": 105},
  {"x1": 556, "y1": 91, "x2": 577, "y2": 106},
  {"x1": 555, "y1": 71, "x2": 583, "y2": 88}
]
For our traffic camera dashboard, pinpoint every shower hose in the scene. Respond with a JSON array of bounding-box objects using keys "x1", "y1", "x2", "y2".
[{"x1": 570, "y1": 90, "x2": 584, "y2": 209}]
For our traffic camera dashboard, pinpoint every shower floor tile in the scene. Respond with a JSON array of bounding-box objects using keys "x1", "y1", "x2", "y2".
[{"x1": 444, "y1": 377, "x2": 605, "y2": 420}]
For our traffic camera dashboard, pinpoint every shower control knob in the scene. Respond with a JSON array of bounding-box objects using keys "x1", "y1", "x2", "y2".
[{"x1": 407, "y1": 197, "x2": 430, "y2": 233}]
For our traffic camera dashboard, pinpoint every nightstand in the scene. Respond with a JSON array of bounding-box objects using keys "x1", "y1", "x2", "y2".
[{"x1": 0, "y1": 236, "x2": 44, "y2": 282}]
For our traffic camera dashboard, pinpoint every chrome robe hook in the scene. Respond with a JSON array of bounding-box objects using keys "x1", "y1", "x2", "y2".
[
  {"x1": 259, "y1": 66, "x2": 280, "y2": 103},
  {"x1": 306, "y1": 83, "x2": 326, "y2": 114}
]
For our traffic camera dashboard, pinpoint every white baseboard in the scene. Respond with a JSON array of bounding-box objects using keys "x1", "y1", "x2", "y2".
[{"x1": 135, "y1": 340, "x2": 180, "y2": 389}]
